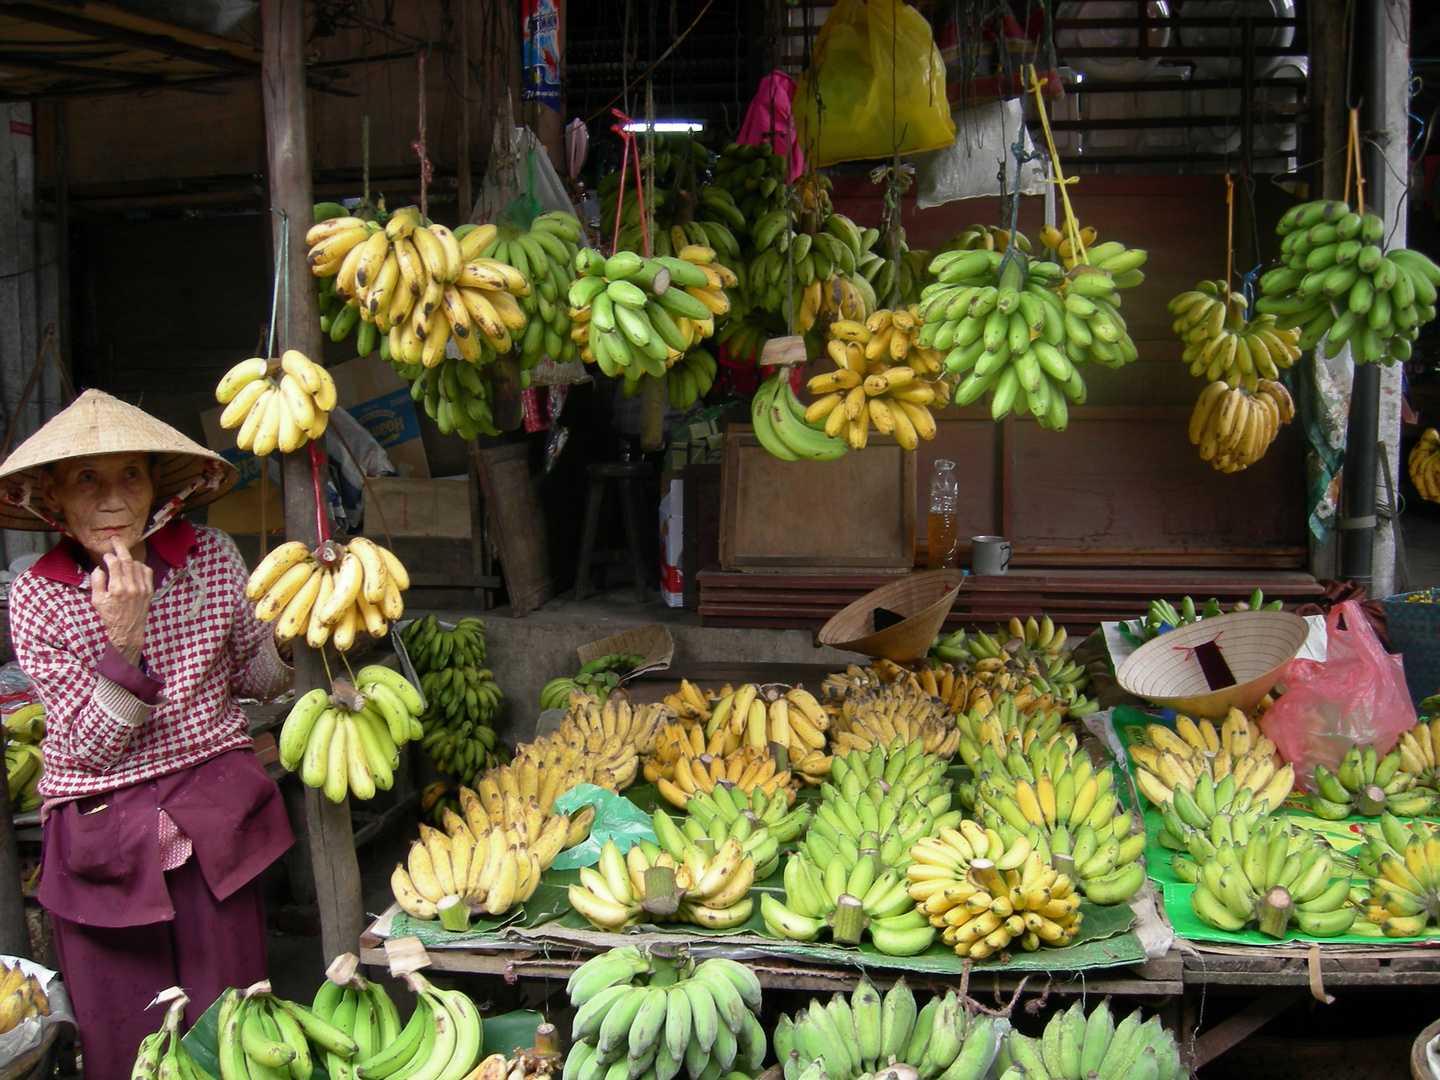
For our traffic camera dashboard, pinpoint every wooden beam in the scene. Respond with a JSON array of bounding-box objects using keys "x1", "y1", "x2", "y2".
[
  {"x1": 1, "y1": 2, "x2": 261, "y2": 74},
  {"x1": 1186, "y1": 992, "x2": 1303, "y2": 1071},
  {"x1": 260, "y1": 0, "x2": 364, "y2": 966}
]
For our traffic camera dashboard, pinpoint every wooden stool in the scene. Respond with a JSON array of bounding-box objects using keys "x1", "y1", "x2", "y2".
[{"x1": 574, "y1": 461, "x2": 651, "y2": 602}]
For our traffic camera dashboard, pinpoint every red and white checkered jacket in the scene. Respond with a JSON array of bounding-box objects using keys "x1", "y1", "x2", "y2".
[{"x1": 9, "y1": 522, "x2": 291, "y2": 802}]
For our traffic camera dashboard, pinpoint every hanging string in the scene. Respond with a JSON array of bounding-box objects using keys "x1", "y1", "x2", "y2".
[
  {"x1": 1224, "y1": 174, "x2": 1235, "y2": 289},
  {"x1": 266, "y1": 209, "x2": 289, "y2": 360},
  {"x1": 610, "y1": 108, "x2": 652, "y2": 256},
  {"x1": 310, "y1": 440, "x2": 330, "y2": 546},
  {"x1": 1028, "y1": 64, "x2": 1087, "y2": 266},
  {"x1": 413, "y1": 48, "x2": 434, "y2": 220},
  {"x1": 1349, "y1": 107, "x2": 1366, "y2": 213},
  {"x1": 362, "y1": 115, "x2": 371, "y2": 209}
]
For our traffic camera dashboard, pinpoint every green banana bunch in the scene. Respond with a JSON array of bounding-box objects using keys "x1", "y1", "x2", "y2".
[
  {"x1": 402, "y1": 615, "x2": 488, "y2": 673},
  {"x1": 1154, "y1": 769, "x2": 1274, "y2": 845},
  {"x1": 597, "y1": 135, "x2": 743, "y2": 262},
  {"x1": 760, "y1": 847, "x2": 936, "y2": 955},
  {"x1": 474, "y1": 212, "x2": 584, "y2": 370},
  {"x1": 964, "y1": 732, "x2": 1147, "y2": 905},
  {"x1": 538, "y1": 651, "x2": 649, "y2": 709},
  {"x1": 131, "y1": 995, "x2": 211, "y2": 1080},
  {"x1": 684, "y1": 781, "x2": 812, "y2": 845},
  {"x1": 1356, "y1": 814, "x2": 1440, "y2": 936},
  {"x1": 751, "y1": 371, "x2": 848, "y2": 462},
  {"x1": 5, "y1": 739, "x2": 42, "y2": 812},
  {"x1": 857, "y1": 223, "x2": 929, "y2": 309},
  {"x1": 1168, "y1": 279, "x2": 1301, "y2": 390},
  {"x1": 679, "y1": 803, "x2": 781, "y2": 879},
  {"x1": 803, "y1": 740, "x2": 959, "y2": 869},
  {"x1": 1310, "y1": 744, "x2": 1435, "y2": 819},
  {"x1": 707, "y1": 141, "x2": 788, "y2": 235},
  {"x1": 308, "y1": 971, "x2": 403, "y2": 1076},
  {"x1": 564, "y1": 945, "x2": 765, "y2": 1080},
  {"x1": 774, "y1": 984, "x2": 1003, "y2": 1080},
  {"x1": 1183, "y1": 816, "x2": 1357, "y2": 938},
  {"x1": 667, "y1": 346, "x2": 718, "y2": 412},
  {"x1": 1258, "y1": 198, "x2": 1440, "y2": 364},
  {"x1": 216, "y1": 983, "x2": 369, "y2": 1080},
  {"x1": 279, "y1": 665, "x2": 424, "y2": 803},
  {"x1": 3, "y1": 703, "x2": 45, "y2": 745},
  {"x1": 996, "y1": 998, "x2": 1183, "y2": 1080},
  {"x1": 954, "y1": 698, "x2": 1070, "y2": 774},
  {"x1": 919, "y1": 245, "x2": 1141, "y2": 430}
]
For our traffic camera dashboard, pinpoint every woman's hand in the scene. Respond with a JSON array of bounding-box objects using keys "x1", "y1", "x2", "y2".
[{"x1": 90, "y1": 536, "x2": 153, "y2": 665}]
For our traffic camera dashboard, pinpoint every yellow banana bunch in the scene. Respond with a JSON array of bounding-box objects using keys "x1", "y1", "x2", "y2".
[
  {"x1": 1396, "y1": 715, "x2": 1440, "y2": 785},
  {"x1": 806, "y1": 308, "x2": 946, "y2": 451},
  {"x1": 1409, "y1": 429, "x2": 1440, "y2": 503},
  {"x1": 908, "y1": 828, "x2": 1084, "y2": 958},
  {"x1": 659, "y1": 679, "x2": 716, "y2": 727},
  {"x1": 826, "y1": 682, "x2": 960, "y2": 759},
  {"x1": 215, "y1": 350, "x2": 335, "y2": 456},
  {"x1": 956, "y1": 223, "x2": 1035, "y2": 255},
  {"x1": 1357, "y1": 817, "x2": 1440, "y2": 938},
  {"x1": 1189, "y1": 378, "x2": 1295, "y2": 472},
  {"x1": 243, "y1": 535, "x2": 410, "y2": 651},
  {"x1": 534, "y1": 691, "x2": 668, "y2": 792},
  {"x1": 655, "y1": 743, "x2": 796, "y2": 810},
  {"x1": 659, "y1": 682, "x2": 833, "y2": 784},
  {"x1": 1168, "y1": 279, "x2": 1302, "y2": 390},
  {"x1": 390, "y1": 808, "x2": 555, "y2": 925},
  {"x1": 1036, "y1": 224, "x2": 1150, "y2": 290},
  {"x1": 568, "y1": 811, "x2": 757, "y2": 931},
  {"x1": 1128, "y1": 709, "x2": 1295, "y2": 811},
  {"x1": 0, "y1": 961, "x2": 50, "y2": 1037}
]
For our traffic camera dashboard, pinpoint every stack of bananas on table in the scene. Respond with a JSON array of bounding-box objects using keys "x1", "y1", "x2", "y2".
[
  {"x1": 564, "y1": 947, "x2": 765, "y2": 1080},
  {"x1": 279, "y1": 665, "x2": 422, "y2": 802},
  {"x1": 928, "y1": 625, "x2": 1096, "y2": 717},
  {"x1": 0, "y1": 960, "x2": 48, "y2": 1036},
  {"x1": 751, "y1": 370, "x2": 849, "y2": 462},
  {"x1": 919, "y1": 248, "x2": 1126, "y2": 429},
  {"x1": 537, "y1": 652, "x2": 646, "y2": 709},
  {"x1": 652, "y1": 741, "x2": 796, "y2": 810},
  {"x1": 1409, "y1": 429, "x2": 1440, "y2": 504},
  {"x1": 954, "y1": 695, "x2": 1070, "y2": 771},
  {"x1": 1259, "y1": 199, "x2": 1440, "y2": 363},
  {"x1": 1178, "y1": 815, "x2": 1357, "y2": 937},
  {"x1": 1131, "y1": 589, "x2": 1284, "y2": 641},
  {"x1": 907, "y1": 826, "x2": 1085, "y2": 957},
  {"x1": 1188, "y1": 378, "x2": 1295, "y2": 473},
  {"x1": 464, "y1": 762, "x2": 595, "y2": 849},
  {"x1": 1310, "y1": 744, "x2": 1436, "y2": 819},
  {"x1": 825, "y1": 682, "x2": 960, "y2": 759},
  {"x1": 570, "y1": 247, "x2": 733, "y2": 391},
  {"x1": 1396, "y1": 714, "x2": 1440, "y2": 785},
  {"x1": 796, "y1": 308, "x2": 944, "y2": 452},
  {"x1": 1128, "y1": 711, "x2": 1296, "y2": 811},
  {"x1": 5, "y1": 703, "x2": 43, "y2": 812},
  {"x1": 966, "y1": 735, "x2": 1149, "y2": 905},
  {"x1": 677, "y1": 796, "x2": 786, "y2": 879},
  {"x1": 1168, "y1": 280, "x2": 1301, "y2": 389},
  {"x1": 215, "y1": 350, "x2": 335, "y2": 456},
  {"x1": 215, "y1": 982, "x2": 366, "y2": 1080},
  {"x1": 246, "y1": 536, "x2": 410, "y2": 650},
  {"x1": 996, "y1": 999, "x2": 1183, "y2": 1080},
  {"x1": 800, "y1": 740, "x2": 959, "y2": 872},
  {"x1": 1356, "y1": 814, "x2": 1440, "y2": 937},
  {"x1": 760, "y1": 845, "x2": 936, "y2": 955},
  {"x1": 1154, "y1": 771, "x2": 1277, "y2": 853},
  {"x1": 542, "y1": 691, "x2": 667, "y2": 790},
  {"x1": 774, "y1": 982, "x2": 1002, "y2": 1080},
  {"x1": 568, "y1": 814, "x2": 758, "y2": 931},
  {"x1": 390, "y1": 795, "x2": 569, "y2": 926},
  {"x1": 655, "y1": 681, "x2": 832, "y2": 785},
  {"x1": 683, "y1": 782, "x2": 812, "y2": 858}
]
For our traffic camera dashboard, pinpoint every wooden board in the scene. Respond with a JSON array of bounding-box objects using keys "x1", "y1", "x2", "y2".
[
  {"x1": 477, "y1": 443, "x2": 558, "y2": 618},
  {"x1": 681, "y1": 464, "x2": 722, "y2": 610},
  {"x1": 720, "y1": 427, "x2": 915, "y2": 570}
]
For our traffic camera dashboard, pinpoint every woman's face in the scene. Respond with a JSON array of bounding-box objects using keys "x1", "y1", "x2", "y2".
[{"x1": 41, "y1": 453, "x2": 156, "y2": 563}]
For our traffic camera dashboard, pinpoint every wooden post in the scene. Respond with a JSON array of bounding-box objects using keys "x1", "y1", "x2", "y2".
[
  {"x1": 0, "y1": 732, "x2": 30, "y2": 957},
  {"x1": 261, "y1": 0, "x2": 364, "y2": 964},
  {"x1": 457, "y1": 3, "x2": 472, "y2": 221}
]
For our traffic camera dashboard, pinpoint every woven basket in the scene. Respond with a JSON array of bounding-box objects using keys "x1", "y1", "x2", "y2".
[
  {"x1": 1382, "y1": 590, "x2": 1440, "y2": 709},
  {"x1": 817, "y1": 570, "x2": 964, "y2": 662},
  {"x1": 1116, "y1": 609, "x2": 1310, "y2": 718},
  {"x1": 1411, "y1": 1018, "x2": 1440, "y2": 1080}
]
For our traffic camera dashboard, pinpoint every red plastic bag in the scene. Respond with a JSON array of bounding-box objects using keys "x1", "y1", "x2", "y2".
[{"x1": 1260, "y1": 600, "x2": 1416, "y2": 793}]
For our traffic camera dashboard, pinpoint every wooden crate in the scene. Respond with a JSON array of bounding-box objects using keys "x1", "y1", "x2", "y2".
[{"x1": 719, "y1": 427, "x2": 915, "y2": 571}]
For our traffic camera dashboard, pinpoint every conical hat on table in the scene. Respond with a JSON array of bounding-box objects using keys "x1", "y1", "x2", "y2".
[{"x1": 0, "y1": 390, "x2": 238, "y2": 531}]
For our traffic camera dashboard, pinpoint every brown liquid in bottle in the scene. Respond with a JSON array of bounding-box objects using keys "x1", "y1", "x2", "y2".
[{"x1": 927, "y1": 512, "x2": 960, "y2": 569}]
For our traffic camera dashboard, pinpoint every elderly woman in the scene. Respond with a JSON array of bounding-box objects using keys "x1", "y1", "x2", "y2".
[{"x1": 0, "y1": 391, "x2": 294, "y2": 1080}]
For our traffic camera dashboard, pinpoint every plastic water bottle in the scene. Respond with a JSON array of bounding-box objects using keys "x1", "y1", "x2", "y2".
[{"x1": 927, "y1": 459, "x2": 960, "y2": 569}]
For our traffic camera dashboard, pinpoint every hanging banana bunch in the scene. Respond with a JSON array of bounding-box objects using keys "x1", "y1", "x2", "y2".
[
  {"x1": 215, "y1": 350, "x2": 335, "y2": 456},
  {"x1": 1169, "y1": 280, "x2": 1302, "y2": 391}
]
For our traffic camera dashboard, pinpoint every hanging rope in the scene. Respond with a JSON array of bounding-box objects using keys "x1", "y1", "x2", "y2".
[
  {"x1": 266, "y1": 209, "x2": 290, "y2": 361},
  {"x1": 610, "y1": 108, "x2": 652, "y2": 256},
  {"x1": 1028, "y1": 64, "x2": 1087, "y2": 266},
  {"x1": 413, "y1": 48, "x2": 434, "y2": 220},
  {"x1": 1225, "y1": 174, "x2": 1235, "y2": 289}
]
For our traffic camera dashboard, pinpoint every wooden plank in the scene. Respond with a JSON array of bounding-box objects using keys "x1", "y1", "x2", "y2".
[
  {"x1": 476, "y1": 443, "x2": 558, "y2": 618},
  {"x1": 720, "y1": 428, "x2": 915, "y2": 569},
  {"x1": 1187, "y1": 993, "x2": 1305, "y2": 1070},
  {"x1": 262, "y1": 0, "x2": 364, "y2": 966}
]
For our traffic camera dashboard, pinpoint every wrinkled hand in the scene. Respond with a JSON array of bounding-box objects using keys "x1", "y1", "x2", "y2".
[{"x1": 91, "y1": 536, "x2": 152, "y2": 665}]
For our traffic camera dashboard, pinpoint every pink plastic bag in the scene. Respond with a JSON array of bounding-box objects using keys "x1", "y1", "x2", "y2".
[
  {"x1": 1260, "y1": 600, "x2": 1416, "y2": 793},
  {"x1": 736, "y1": 71, "x2": 805, "y2": 182}
]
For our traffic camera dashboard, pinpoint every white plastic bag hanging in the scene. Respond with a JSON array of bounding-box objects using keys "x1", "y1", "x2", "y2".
[{"x1": 912, "y1": 98, "x2": 1046, "y2": 208}]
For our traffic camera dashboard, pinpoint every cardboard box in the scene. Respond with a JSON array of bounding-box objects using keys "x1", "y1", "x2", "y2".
[
  {"x1": 361, "y1": 477, "x2": 471, "y2": 539},
  {"x1": 207, "y1": 485, "x2": 285, "y2": 535},
  {"x1": 328, "y1": 355, "x2": 429, "y2": 479}
]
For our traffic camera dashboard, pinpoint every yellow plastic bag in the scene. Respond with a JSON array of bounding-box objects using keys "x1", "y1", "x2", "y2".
[{"x1": 794, "y1": 0, "x2": 956, "y2": 168}]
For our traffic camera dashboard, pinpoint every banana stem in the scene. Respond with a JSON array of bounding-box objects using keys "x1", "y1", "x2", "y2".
[
  {"x1": 645, "y1": 943, "x2": 686, "y2": 986},
  {"x1": 829, "y1": 893, "x2": 869, "y2": 944},
  {"x1": 533, "y1": 1023, "x2": 561, "y2": 1057},
  {"x1": 1358, "y1": 785, "x2": 1387, "y2": 817},
  {"x1": 437, "y1": 894, "x2": 471, "y2": 932},
  {"x1": 1258, "y1": 885, "x2": 1292, "y2": 940},
  {"x1": 641, "y1": 865, "x2": 681, "y2": 917},
  {"x1": 969, "y1": 858, "x2": 1005, "y2": 897}
]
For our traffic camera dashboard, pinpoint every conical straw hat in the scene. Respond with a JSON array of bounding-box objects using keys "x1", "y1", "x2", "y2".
[{"x1": 0, "y1": 390, "x2": 239, "y2": 531}]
